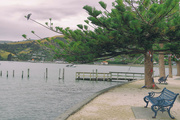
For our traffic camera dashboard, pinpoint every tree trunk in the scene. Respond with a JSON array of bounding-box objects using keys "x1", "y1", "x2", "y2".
[
  {"x1": 168, "y1": 55, "x2": 173, "y2": 78},
  {"x1": 159, "y1": 43, "x2": 165, "y2": 77},
  {"x1": 176, "y1": 61, "x2": 180, "y2": 76},
  {"x1": 144, "y1": 51, "x2": 158, "y2": 89}
]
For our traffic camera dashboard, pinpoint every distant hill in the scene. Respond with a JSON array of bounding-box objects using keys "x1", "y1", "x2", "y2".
[
  {"x1": 0, "y1": 41, "x2": 14, "y2": 44},
  {"x1": 0, "y1": 35, "x2": 66, "y2": 61},
  {"x1": 0, "y1": 35, "x2": 159, "y2": 64}
]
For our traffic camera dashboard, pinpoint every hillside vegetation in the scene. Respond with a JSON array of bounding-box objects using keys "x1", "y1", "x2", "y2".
[
  {"x1": 0, "y1": 35, "x2": 163, "y2": 64},
  {"x1": 0, "y1": 35, "x2": 65, "y2": 61}
]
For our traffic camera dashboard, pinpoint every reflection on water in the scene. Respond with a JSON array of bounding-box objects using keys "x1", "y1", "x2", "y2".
[{"x1": 0, "y1": 61, "x2": 176, "y2": 120}]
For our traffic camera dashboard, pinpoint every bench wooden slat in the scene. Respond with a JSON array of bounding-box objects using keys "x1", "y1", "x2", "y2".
[{"x1": 144, "y1": 87, "x2": 179, "y2": 119}]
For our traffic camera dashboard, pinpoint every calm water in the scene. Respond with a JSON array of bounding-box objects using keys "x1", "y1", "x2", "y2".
[{"x1": 0, "y1": 61, "x2": 176, "y2": 120}]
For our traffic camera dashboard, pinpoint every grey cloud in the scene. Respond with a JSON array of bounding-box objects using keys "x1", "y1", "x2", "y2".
[
  {"x1": 0, "y1": 0, "x2": 115, "y2": 41},
  {"x1": 18, "y1": 0, "x2": 114, "y2": 20},
  {"x1": 8, "y1": 4, "x2": 83, "y2": 21}
]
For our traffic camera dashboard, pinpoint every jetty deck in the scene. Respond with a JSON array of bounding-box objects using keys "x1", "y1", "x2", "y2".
[{"x1": 76, "y1": 72, "x2": 144, "y2": 81}]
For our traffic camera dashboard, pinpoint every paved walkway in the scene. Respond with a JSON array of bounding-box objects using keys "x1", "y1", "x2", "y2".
[{"x1": 56, "y1": 76, "x2": 180, "y2": 120}]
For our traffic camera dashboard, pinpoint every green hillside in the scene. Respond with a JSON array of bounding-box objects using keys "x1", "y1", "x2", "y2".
[
  {"x1": 0, "y1": 35, "x2": 163, "y2": 64},
  {"x1": 0, "y1": 35, "x2": 65, "y2": 61}
]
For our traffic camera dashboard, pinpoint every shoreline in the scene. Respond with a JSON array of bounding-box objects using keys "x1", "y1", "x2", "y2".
[
  {"x1": 54, "y1": 81, "x2": 131, "y2": 120},
  {"x1": 56, "y1": 76, "x2": 180, "y2": 120}
]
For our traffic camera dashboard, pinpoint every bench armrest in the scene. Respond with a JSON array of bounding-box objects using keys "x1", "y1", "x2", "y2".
[{"x1": 148, "y1": 91, "x2": 161, "y2": 97}]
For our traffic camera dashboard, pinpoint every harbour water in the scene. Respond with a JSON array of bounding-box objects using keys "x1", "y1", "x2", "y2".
[{"x1": 0, "y1": 61, "x2": 176, "y2": 120}]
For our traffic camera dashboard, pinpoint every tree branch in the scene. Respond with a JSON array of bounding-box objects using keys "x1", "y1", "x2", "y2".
[
  {"x1": 29, "y1": 18, "x2": 62, "y2": 35},
  {"x1": 126, "y1": 0, "x2": 153, "y2": 26}
]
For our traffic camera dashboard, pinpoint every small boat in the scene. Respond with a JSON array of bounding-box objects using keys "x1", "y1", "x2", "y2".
[{"x1": 66, "y1": 64, "x2": 76, "y2": 68}]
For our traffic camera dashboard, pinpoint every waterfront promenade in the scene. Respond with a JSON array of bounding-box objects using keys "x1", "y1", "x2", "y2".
[{"x1": 57, "y1": 76, "x2": 180, "y2": 120}]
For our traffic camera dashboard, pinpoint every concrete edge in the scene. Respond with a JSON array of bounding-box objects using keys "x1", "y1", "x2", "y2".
[{"x1": 54, "y1": 80, "x2": 140, "y2": 120}]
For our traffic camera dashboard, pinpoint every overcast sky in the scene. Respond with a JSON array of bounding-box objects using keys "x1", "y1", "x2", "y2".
[{"x1": 0, "y1": 0, "x2": 115, "y2": 41}]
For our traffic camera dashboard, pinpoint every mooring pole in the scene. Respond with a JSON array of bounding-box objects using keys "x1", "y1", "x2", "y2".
[
  {"x1": 46, "y1": 68, "x2": 48, "y2": 78},
  {"x1": 62, "y1": 68, "x2": 65, "y2": 79},
  {"x1": 58, "y1": 68, "x2": 61, "y2": 79},
  {"x1": 27, "y1": 69, "x2": 30, "y2": 78},
  {"x1": 13, "y1": 70, "x2": 15, "y2": 77},
  {"x1": 7, "y1": 71, "x2": 8, "y2": 78},
  {"x1": 22, "y1": 71, "x2": 24, "y2": 78}
]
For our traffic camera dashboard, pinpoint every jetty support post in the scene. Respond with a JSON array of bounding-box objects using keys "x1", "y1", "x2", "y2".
[
  {"x1": 83, "y1": 72, "x2": 84, "y2": 80},
  {"x1": 125, "y1": 73, "x2": 127, "y2": 80},
  {"x1": 110, "y1": 72, "x2": 112, "y2": 81},
  {"x1": 133, "y1": 73, "x2": 135, "y2": 79},
  {"x1": 90, "y1": 73, "x2": 91, "y2": 80},
  {"x1": 76, "y1": 72, "x2": 80, "y2": 80},
  {"x1": 108, "y1": 73, "x2": 110, "y2": 81},
  {"x1": 96, "y1": 69, "x2": 98, "y2": 80},
  {"x1": 117, "y1": 73, "x2": 119, "y2": 80},
  {"x1": 78, "y1": 72, "x2": 80, "y2": 79},
  {"x1": 75, "y1": 72, "x2": 77, "y2": 79}
]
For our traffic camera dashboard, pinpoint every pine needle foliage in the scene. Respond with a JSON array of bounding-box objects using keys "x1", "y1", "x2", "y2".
[{"x1": 38, "y1": 0, "x2": 180, "y2": 63}]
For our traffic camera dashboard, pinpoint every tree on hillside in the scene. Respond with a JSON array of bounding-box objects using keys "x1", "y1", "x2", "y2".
[
  {"x1": 7, "y1": 54, "x2": 12, "y2": 61},
  {"x1": 24, "y1": 0, "x2": 180, "y2": 88}
]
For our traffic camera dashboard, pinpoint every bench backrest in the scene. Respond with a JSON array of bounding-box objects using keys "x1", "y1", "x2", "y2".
[
  {"x1": 159, "y1": 75, "x2": 168, "y2": 81},
  {"x1": 159, "y1": 88, "x2": 179, "y2": 103},
  {"x1": 165, "y1": 75, "x2": 168, "y2": 79}
]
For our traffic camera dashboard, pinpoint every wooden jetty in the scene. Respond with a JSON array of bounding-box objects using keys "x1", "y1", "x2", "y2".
[{"x1": 76, "y1": 71, "x2": 144, "y2": 81}]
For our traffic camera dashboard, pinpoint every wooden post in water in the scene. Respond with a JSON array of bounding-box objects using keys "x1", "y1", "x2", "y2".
[
  {"x1": 7, "y1": 71, "x2": 8, "y2": 78},
  {"x1": 46, "y1": 68, "x2": 48, "y2": 78},
  {"x1": 117, "y1": 73, "x2": 118, "y2": 80},
  {"x1": 133, "y1": 73, "x2": 134, "y2": 79},
  {"x1": 125, "y1": 73, "x2": 127, "y2": 80},
  {"x1": 90, "y1": 73, "x2": 92, "y2": 80},
  {"x1": 13, "y1": 70, "x2": 15, "y2": 77},
  {"x1": 108, "y1": 73, "x2": 110, "y2": 81},
  {"x1": 83, "y1": 72, "x2": 84, "y2": 80},
  {"x1": 78, "y1": 72, "x2": 80, "y2": 79},
  {"x1": 62, "y1": 68, "x2": 65, "y2": 79},
  {"x1": 110, "y1": 72, "x2": 112, "y2": 80},
  {"x1": 22, "y1": 71, "x2": 24, "y2": 78},
  {"x1": 103, "y1": 73, "x2": 105, "y2": 81},
  {"x1": 27, "y1": 69, "x2": 30, "y2": 78},
  {"x1": 96, "y1": 69, "x2": 98, "y2": 80},
  {"x1": 58, "y1": 68, "x2": 61, "y2": 79},
  {"x1": 0, "y1": 71, "x2": 2, "y2": 77}
]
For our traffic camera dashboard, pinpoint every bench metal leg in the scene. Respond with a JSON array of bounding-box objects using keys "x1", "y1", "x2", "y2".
[
  {"x1": 168, "y1": 106, "x2": 175, "y2": 119},
  {"x1": 151, "y1": 105, "x2": 159, "y2": 118},
  {"x1": 144, "y1": 97, "x2": 149, "y2": 108}
]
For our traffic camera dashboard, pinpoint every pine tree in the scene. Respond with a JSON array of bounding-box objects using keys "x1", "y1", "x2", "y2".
[{"x1": 25, "y1": 0, "x2": 180, "y2": 88}]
